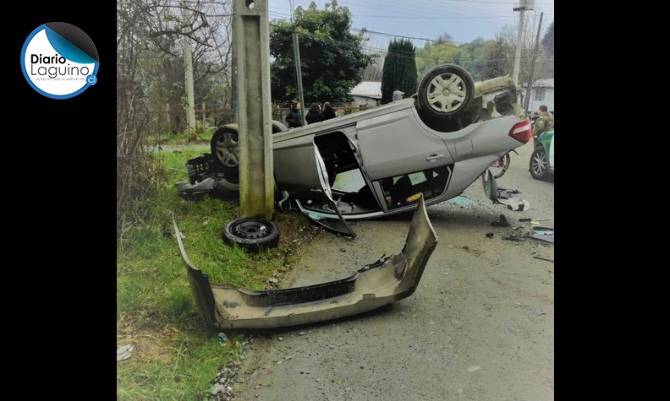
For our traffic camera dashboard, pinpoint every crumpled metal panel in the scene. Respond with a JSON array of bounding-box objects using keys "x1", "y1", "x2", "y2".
[{"x1": 173, "y1": 196, "x2": 438, "y2": 329}]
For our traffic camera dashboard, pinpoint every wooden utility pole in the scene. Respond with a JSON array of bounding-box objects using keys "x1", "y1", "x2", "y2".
[
  {"x1": 289, "y1": 0, "x2": 306, "y2": 126},
  {"x1": 524, "y1": 12, "x2": 544, "y2": 115},
  {"x1": 232, "y1": 0, "x2": 274, "y2": 219}
]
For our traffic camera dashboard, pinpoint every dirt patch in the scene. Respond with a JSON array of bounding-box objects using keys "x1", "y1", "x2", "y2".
[{"x1": 117, "y1": 314, "x2": 181, "y2": 363}]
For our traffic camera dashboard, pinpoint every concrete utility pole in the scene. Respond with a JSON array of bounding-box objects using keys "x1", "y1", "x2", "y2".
[
  {"x1": 512, "y1": 0, "x2": 534, "y2": 86},
  {"x1": 181, "y1": 2, "x2": 196, "y2": 133},
  {"x1": 231, "y1": 34, "x2": 238, "y2": 122},
  {"x1": 232, "y1": 0, "x2": 274, "y2": 219},
  {"x1": 183, "y1": 37, "x2": 197, "y2": 132},
  {"x1": 289, "y1": 0, "x2": 306, "y2": 126},
  {"x1": 524, "y1": 12, "x2": 544, "y2": 115}
]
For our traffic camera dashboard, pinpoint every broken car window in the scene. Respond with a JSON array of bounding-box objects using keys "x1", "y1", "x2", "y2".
[{"x1": 379, "y1": 166, "x2": 451, "y2": 209}]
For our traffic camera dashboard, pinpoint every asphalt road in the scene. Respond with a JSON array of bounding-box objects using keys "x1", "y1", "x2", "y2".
[{"x1": 229, "y1": 140, "x2": 554, "y2": 401}]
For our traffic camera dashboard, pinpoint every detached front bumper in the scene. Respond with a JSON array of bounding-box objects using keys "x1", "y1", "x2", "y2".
[{"x1": 173, "y1": 196, "x2": 438, "y2": 330}]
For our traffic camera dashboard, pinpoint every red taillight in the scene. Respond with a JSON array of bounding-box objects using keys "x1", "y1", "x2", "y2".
[{"x1": 509, "y1": 119, "x2": 532, "y2": 143}]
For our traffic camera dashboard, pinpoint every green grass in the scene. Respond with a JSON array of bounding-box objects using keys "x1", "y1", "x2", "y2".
[
  {"x1": 118, "y1": 149, "x2": 312, "y2": 401},
  {"x1": 145, "y1": 128, "x2": 213, "y2": 146}
]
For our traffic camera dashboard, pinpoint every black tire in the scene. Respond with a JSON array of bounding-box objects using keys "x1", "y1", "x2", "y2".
[
  {"x1": 211, "y1": 122, "x2": 283, "y2": 188},
  {"x1": 416, "y1": 64, "x2": 475, "y2": 131},
  {"x1": 223, "y1": 217, "x2": 279, "y2": 253},
  {"x1": 491, "y1": 153, "x2": 511, "y2": 179},
  {"x1": 530, "y1": 148, "x2": 550, "y2": 180}
]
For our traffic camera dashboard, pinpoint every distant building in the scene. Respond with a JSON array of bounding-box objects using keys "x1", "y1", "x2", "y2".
[
  {"x1": 523, "y1": 78, "x2": 554, "y2": 112},
  {"x1": 349, "y1": 81, "x2": 382, "y2": 107}
]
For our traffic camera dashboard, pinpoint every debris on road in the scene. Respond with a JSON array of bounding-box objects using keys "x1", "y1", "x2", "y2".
[
  {"x1": 486, "y1": 232, "x2": 494, "y2": 238},
  {"x1": 117, "y1": 344, "x2": 135, "y2": 362},
  {"x1": 217, "y1": 332, "x2": 228, "y2": 344},
  {"x1": 209, "y1": 362, "x2": 240, "y2": 401},
  {"x1": 467, "y1": 365, "x2": 481, "y2": 372},
  {"x1": 491, "y1": 214, "x2": 510, "y2": 227},
  {"x1": 530, "y1": 227, "x2": 554, "y2": 244},
  {"x1": 502, "y1": 234, "x2": 526, "y2": 242},
  {"x1": 481, "y1": 170, "x2": 531, "y2": 211},
  {"x1": 504, "y1": 198, "x2": 530, "y2": 211},
  {"x1": 520, "y1": 218, "x2": 549, "y2": 224},
  {"x1": 448, "y1": 196, "x2": 478, "y2": 208},
  {"x1": 533, "y1": 256, "x2": 554, "y2": 263}
]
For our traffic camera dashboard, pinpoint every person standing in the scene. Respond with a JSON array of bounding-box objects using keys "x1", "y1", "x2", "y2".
[
  {"x1": 532, "y1": 105, "x2": 554, "y2": 144},
  {"x1": 305, "y1": 103, "x2": 323, "y2": 124},
  {"x1": 285, "y1": 101, "x2": 302, "y2": 128},
  {"x1": 321, "y1": 102, "x2": 337, "y2": 120}
]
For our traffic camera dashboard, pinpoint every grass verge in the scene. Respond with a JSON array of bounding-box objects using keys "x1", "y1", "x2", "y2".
[
  {"x1": 117, "y1": 149, "x2": 314, "y2": 401},
  {"x1": 145, "y1": 128, "x2": 213, "y2": 146}
]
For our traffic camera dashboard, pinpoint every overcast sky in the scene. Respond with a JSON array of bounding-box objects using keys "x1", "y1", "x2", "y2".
[{"x1": 268, "y1": 0, "x2": 554, "y2": 49}]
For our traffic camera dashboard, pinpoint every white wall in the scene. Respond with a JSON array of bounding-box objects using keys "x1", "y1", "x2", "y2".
[
  {"x1": 528, "y1": 87, "x2": 554, "y2": 113},
  {"x1": 352, "y1": 96, "x2": 379, "y2": 107}
]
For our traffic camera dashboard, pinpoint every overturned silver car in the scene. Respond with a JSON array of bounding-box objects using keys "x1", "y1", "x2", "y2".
[{"x1": 181, "y1": 65, "x2": 531, "y2": 233}]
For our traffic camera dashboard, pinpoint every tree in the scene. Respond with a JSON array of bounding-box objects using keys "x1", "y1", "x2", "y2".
[
  {"x1": 482, "y1": 37, "x2": 512, "y2": 79},
  {"x1": 537, "y1": 21, "x2": 554, "y2": 78},
  {"x1": 361, "y1": 54, "x2": 384, "y2": 81},
  {"x1": 269, "y1": 1, "x2": 370, "y2": 104},
  {"x1": 415, "y1": 36, "x2": 506, "y2": 81},
  {"x1": 541, "y1": 21, "x2": 554, "y2": 57},
  {"x1": 435, "y1": 33, "x2": 454, "y2": 44},
  {"x1": 415, "y1": 40, "x2": 461, "y2": 78},
  {"x1": 381, "y1": 39, "x2": 417, "y2": 104},
  {"x1": 117, "y1": 0, "x2": 233, "y2": 239}
]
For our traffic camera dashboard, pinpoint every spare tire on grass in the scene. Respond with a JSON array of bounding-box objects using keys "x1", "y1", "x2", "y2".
[{"x1": 223, "y1": 217, "x2": 279, "y2": 253}]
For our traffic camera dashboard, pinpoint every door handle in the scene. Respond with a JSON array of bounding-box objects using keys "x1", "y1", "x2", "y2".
[{"x1": 426, "y1": 153, "x2": 445, "y2": 162}]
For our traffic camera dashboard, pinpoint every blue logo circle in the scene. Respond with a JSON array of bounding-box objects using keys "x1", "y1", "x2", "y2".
[{"x1": 20, "y1": 22, "x2": 99, "y2": 100}]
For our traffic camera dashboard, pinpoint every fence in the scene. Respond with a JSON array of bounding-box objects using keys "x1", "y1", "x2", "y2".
[
  {"x1": 157, "y1": 103, "x2": 375, "y2": 134},
  {"x1": 270, "y1": 104, "x2": 372, "y2": 124}
]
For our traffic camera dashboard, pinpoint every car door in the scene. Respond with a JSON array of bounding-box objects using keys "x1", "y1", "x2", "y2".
[
  {"x1": 549, "y1": 132, "x2": 554, "y2": 170},
  {"x1": 355, "y1": 108, "x2": 452, "y2": 180}
]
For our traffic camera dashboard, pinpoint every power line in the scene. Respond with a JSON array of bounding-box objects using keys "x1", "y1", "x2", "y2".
[
  {"x1": 351, "y1": 28, "x2": 437, "y2": 43},
  {"x1": 364, "y1": 45, "x2": 554, "y2": 63},
  {"x1": 349, "y1": 13, "x2": 517, "y2": 20}
]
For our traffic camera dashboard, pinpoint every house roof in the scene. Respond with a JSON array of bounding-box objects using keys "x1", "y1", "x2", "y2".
[{"x1": 350, "y1": 81, "x2": 382, "y2": 99}]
